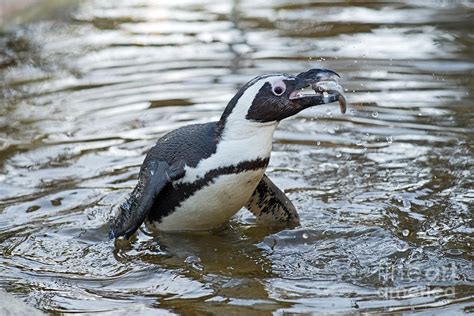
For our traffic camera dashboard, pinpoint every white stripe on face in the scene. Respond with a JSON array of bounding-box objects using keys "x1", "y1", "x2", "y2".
[{"x1": 225, "y1": 75, "x2": 288, "y2": 125}]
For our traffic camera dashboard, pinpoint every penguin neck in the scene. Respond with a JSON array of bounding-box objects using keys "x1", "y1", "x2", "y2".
[
  {"x1": 216, "y1": 118, "x2": 278, "y2": 164},
  {"x1": 220, "y1": 119, "x2": 278, "y2": 141}
]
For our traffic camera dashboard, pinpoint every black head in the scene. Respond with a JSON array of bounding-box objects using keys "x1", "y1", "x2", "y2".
[{"x1": 220, "y1": 68, "x2": 342, "y2": 125}]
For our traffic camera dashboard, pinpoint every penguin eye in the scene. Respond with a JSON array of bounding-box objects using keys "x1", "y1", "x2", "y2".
[{"x1": 272, "y1": 85, "x2": 285, "y2": 96}]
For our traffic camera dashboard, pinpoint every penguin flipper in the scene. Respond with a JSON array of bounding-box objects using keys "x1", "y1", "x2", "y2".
[
  {"x1": 245, "y1": 174, "x2": 300, "y2": 226},
  {"x1": 109, "y1": 159, "x2": 186, "y2": 239}
]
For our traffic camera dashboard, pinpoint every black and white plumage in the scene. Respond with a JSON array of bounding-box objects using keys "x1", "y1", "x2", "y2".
[{"x1": 109, "y1": 68, "x2": 345, "y2": 239}]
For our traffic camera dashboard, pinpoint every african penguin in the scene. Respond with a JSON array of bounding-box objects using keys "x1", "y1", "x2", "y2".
[{"x1": 109, "y1": 68, "x2": 345, "y2": 239}]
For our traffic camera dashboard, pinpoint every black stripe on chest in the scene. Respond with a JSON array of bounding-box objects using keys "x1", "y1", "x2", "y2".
[{"x1": 147, "y1": 157, "x2": 270, "y2": 223}]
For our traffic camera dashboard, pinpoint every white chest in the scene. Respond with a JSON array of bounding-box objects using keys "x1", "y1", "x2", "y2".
[{"x1": 152, "y1": 168, "x2": 265, "y2": 231}]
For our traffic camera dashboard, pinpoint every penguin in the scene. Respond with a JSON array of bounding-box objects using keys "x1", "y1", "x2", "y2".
[{"x1": 109, "y1": 68, "x2": 346, "y2": 239}]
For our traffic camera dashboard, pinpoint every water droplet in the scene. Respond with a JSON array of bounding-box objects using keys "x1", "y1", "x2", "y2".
[
  {"x1": 372, "y1": 111, "x2": 378, "y2": 118},
  {"x1": 302, "y1": 233, "x2": 309, "y2": 239},
  {"x1": 316, "y1": 141, "x2": 321, "y2": 146},
  {"x1": 386, "y1": 136, "x2": 393, "y2": 144},
  {"x1": 184, "y1": 255, "x2": 201, "y2": 264},
  {"x1": 402, "y1": 229, "x2": 410, "y2": 237},
  {"x1": 402, "y1": 199, "x2": 411, "y2": 210},
  {"x1": 356, "y1": 140, "x2": 363, "y2": 146},
  {"x1": 26, "y1": 205, "x2": 40, "y2": 213},
  {"x1": 51, "y1": 198, "x2": 62, "y2": 206},
  {"x1": 397, "y1": 242, "x2": 409, "y2": 252},
  {"x1": 350, "y1": 109, "x2": 356, "y2": 115},
  {"x1": 447, "y1": 248, "x2": 463, "y2": 256},
  {"x1": 336, "y1": 152, "x2": 342, "y2": 158}
]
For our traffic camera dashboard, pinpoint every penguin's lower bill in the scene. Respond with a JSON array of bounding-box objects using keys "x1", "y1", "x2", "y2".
[{"x1": 313, "y1": 80, "x2": 347, "y2": 114}]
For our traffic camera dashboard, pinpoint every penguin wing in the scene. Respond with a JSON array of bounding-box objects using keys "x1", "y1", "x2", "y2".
[
  {"x1": 109, "y1": 159, "x2": 186, "y2": 239},
  {"x1": 246, "y1": 174, "x2": 300, "y2": 226}
]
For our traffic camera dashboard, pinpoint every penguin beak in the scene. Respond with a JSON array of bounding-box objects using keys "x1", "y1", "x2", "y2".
[{"x1": 288, "y1": 69, "x2": 346, "y2": 113}]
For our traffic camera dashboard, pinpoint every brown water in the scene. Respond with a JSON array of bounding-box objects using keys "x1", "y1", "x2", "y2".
[{"x1": 1, "y1": 0, "x2": 473, "y2": 314}]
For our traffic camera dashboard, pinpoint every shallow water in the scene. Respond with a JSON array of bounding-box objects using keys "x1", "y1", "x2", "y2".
[{"x1": 0, "y1": 0, "x2": 473, "y2": 314}]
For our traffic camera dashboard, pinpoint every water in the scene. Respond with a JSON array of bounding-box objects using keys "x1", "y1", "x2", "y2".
[{"x1": 1, "y1": 0, "x2": 473, "y2": 314}]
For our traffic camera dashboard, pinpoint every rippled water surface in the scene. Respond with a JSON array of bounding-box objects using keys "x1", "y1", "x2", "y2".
[{"x1": 1, "y1": 0, "x2": 473, "y2": 314}]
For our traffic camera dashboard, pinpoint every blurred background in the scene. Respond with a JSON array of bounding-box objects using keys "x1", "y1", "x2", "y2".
[{"x1": 0, "y1": 0, "x2": 473, "y2": 314}]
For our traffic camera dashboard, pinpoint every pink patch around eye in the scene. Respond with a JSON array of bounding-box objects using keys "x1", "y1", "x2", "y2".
[{"x1": 272, "y1": 79, "x2": 286, "y2": 95}]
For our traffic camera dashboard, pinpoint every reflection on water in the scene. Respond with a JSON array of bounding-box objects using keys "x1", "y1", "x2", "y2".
[{"x1": 0, "y1": 0, "x2": 473, "y2": 314}]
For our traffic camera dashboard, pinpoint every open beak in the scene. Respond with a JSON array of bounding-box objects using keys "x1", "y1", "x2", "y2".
[{"x1": 289, "y1": 68, "x2": 347, "y2": 113}]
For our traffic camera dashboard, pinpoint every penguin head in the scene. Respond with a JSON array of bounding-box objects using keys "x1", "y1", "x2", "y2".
[{"x1": 220, "y1": 68, "x2": 341, "y2": 125}]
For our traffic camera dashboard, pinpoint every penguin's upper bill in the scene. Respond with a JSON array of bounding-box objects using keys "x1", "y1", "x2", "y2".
[{"x1": 109, "y1": 68, "x2": 347, "y2": 239}]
